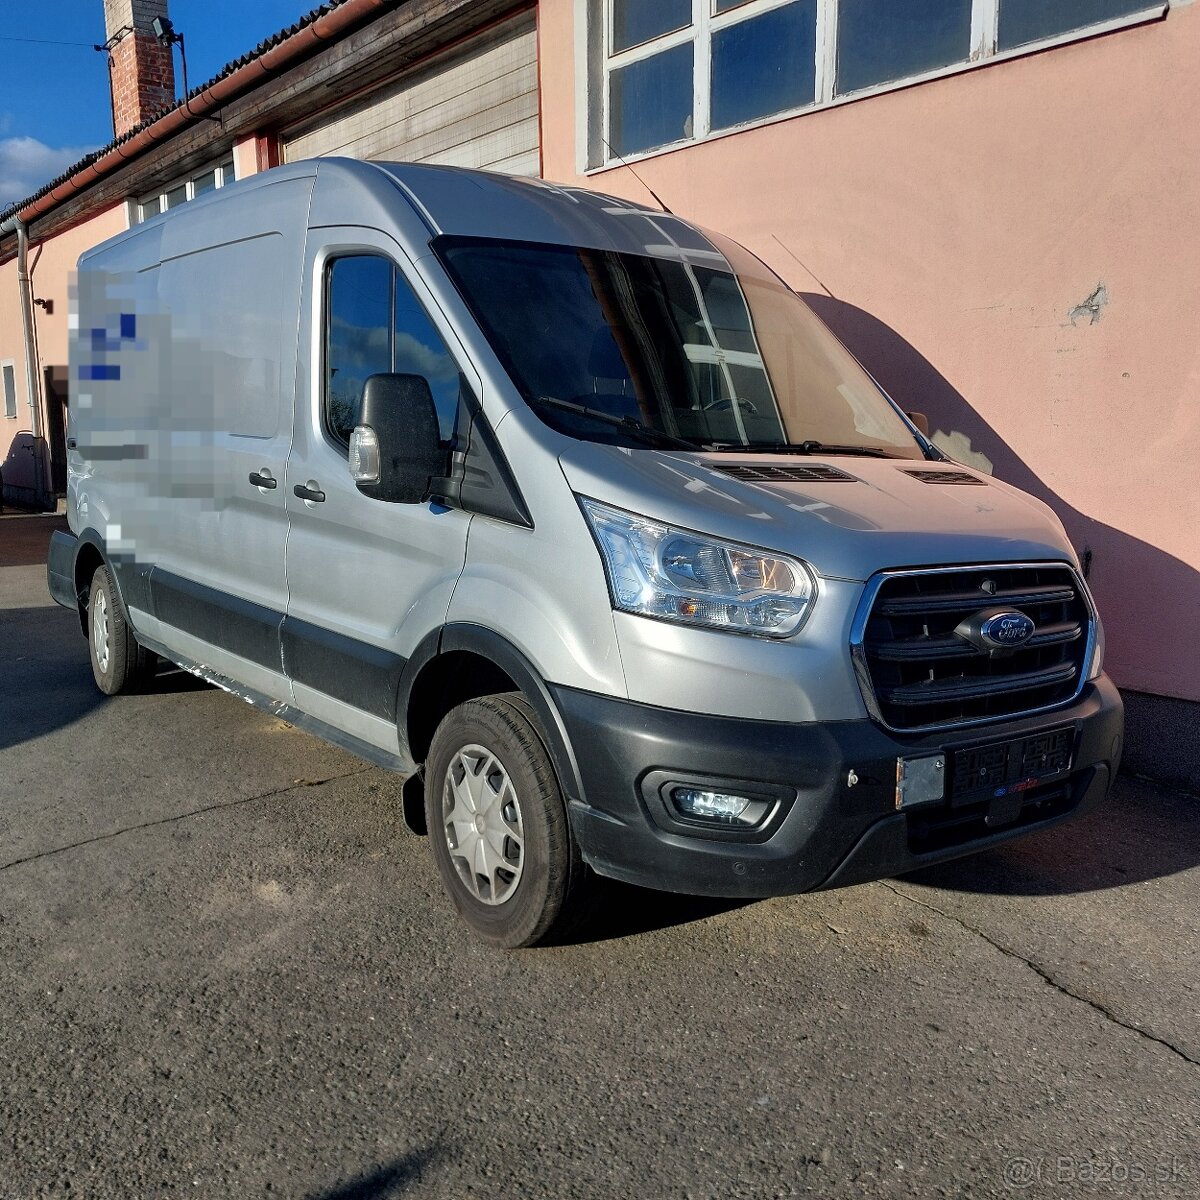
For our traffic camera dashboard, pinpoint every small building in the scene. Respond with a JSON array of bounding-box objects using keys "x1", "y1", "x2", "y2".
[{"x1": 2, "y1": 0, "x2": 1196, "y2": 780}]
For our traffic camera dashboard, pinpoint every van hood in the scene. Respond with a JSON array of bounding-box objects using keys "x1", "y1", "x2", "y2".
[{"x1": 557, "y1": 444, "x2": 1077, "y2": 582}]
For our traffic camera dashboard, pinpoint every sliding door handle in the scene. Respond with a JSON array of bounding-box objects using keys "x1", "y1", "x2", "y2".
[
  {"x1": 293, "y1": 482, "x2": 326, "y2": 504},
  {"x1": 248, "y1": 471, "x2": 277, "y2": 490}
]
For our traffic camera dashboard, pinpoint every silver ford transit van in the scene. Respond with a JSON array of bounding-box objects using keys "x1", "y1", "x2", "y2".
[{"x1": 48, "y1": 159, "x2": 1123, "y2": 946}]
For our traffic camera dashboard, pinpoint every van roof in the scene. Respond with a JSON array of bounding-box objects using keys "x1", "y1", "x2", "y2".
[
  {"x1": 341, "y1": 158, "x2": 724, "y2": 258},
  {"x1": 80, "y1": 157, "x2": 727, "y2": 266}
]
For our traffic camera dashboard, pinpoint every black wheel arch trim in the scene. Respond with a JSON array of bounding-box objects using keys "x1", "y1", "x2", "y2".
[
  {"x1": 395, "y1": 622, "x2": 587, "y2": 807},
  {"x1": 79, "y1": 527, "x2": 153, "y2": 614},
  {"x1": 49, "y1": 527, "x2": 151, "y2": 635},
  {"x1": 47, "y1": 527, "x2": 83, "y2": 615}
]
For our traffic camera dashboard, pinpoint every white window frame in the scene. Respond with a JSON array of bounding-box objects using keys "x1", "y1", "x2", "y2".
[
  {"x1": 587, "y1": 0, "x2": 1167, "y2": 171},
  {"x1": 130, "y1": 156, "x2": 237, "y2": 224},
  {"x1": 2, "y1": 359, "x2": 18, "y2": 420}
]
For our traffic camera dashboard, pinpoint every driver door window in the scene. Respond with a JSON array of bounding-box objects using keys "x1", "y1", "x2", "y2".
[{"x1": 324, "y1": 254, "x2": 462, "y2": 446}]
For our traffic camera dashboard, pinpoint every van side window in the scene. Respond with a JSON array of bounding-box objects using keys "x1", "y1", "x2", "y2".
[
  {"x1": 393, "y1": 275, "x2": 461, "y2": 440},
  {"x1": 326, "y1": 255, "x2": 392, "y2": 445},
  {"x1": 324, "y1": 254, "x2": 462, "y2": 448}
]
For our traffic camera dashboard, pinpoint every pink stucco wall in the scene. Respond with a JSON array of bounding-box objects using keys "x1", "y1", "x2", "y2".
[
  {"x1": 2, "y1": 205, "x2": 128, "y2": 383},
  {"x1": 538, "y1": 1, "x2": 1200, "y2": 702},
  {"x1": 1, "y1": 204, "x2": 128, "y2": 495}
]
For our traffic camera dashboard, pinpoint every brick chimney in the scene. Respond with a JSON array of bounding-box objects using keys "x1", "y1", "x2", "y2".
[{"x1": 103, "y1": 0, "x2": 176, "y2": 137}]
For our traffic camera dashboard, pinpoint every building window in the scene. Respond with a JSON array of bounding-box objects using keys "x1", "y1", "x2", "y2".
[
  {"x1": 2, "y1": 361, "x2": 17, "y2": 419},
  {"x1": 134, "y1": 157, "x2": 236, "y2": 223},
  {"x1": 997, "y1": 0, "x2": 1153, "y2": 50},
  {"x1": 835, "y1": 0, "x2": 972, "y2": 96},
  {"x1": 711, "y1": 2, "x2": 817, "y2": 131},
  {"x1": 589, "y1": 0, "x2": 1164, "y2": 165}
]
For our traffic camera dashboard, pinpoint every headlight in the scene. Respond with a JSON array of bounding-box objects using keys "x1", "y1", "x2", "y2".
[{"x1": 579, "y1": 497, "x2": 816, "y2": 638}]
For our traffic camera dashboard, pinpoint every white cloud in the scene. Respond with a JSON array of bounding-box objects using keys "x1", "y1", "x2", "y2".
[{"x1": 0, "y1": 136, "x2": 100, "y2": 211}]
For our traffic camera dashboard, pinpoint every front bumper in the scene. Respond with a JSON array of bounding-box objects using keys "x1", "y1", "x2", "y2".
[{"x1": 554, "y1": 676, "x2": 1123, "y2": 898}]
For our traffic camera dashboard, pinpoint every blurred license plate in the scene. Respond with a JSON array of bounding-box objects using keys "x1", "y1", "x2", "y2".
[{"x1": 951, "y1": 726, "x2": 1075, "y2": 805}]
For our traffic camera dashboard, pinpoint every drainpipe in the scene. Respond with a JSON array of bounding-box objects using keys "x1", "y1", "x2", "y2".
[{"x1": 0, "y1": 214, "x2": 50, "y2": 510}]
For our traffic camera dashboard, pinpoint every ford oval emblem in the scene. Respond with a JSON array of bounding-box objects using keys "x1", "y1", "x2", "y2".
[
  {"x1": 981, "y1": 611, "x2": 1036, "y2": 648},
  {"x1": 955, "y1": 607, "x2": 1036, "y2": 656},
  {"x1": 984, "y1": 614, "x2": 1041, "y2": 652}
]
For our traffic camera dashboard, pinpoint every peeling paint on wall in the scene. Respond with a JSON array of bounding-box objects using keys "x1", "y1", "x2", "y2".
[{"x1": 1068, "y1": 283, "x2": 1109, "y2": 326}]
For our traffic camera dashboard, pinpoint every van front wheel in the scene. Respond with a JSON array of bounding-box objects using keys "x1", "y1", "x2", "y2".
[
  {"x1": 424, "y1": 694, "x2": 591, "y2": 948},
  {"x1": 88, "y1": 565, "x2": 156, "y2": 695}
]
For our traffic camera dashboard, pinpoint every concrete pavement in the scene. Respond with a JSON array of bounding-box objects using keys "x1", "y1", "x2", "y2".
[{"x1": 2, "y1": 514, "x2": 1197, "y2": 1198}]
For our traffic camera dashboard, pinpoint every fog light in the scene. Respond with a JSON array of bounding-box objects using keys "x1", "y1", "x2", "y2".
[{"x1": 671, "y1": 787, "x2": 755, "y2": 824}]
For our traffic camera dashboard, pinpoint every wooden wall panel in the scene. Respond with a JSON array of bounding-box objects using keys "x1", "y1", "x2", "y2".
[{"x1": 283, "y1": 16, "x2": 539, "y2": 176}]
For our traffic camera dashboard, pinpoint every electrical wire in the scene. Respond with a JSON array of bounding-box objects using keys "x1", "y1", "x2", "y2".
[{"x1": 0, "y1": 35, "x2": 99, "y2": 48}]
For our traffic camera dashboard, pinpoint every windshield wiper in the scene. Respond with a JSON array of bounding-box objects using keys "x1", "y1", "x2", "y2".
[
  {"x1": 531, "y1": 396, "x2": 706, "y2": 452},
  {"x1": 710, "y1": 440, "x2": 900, "y2": 458}
]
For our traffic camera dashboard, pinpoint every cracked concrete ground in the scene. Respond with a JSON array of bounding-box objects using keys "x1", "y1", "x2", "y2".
[{"x1": 2, "y1": 515, "x2": 1198, "y2": 1198}]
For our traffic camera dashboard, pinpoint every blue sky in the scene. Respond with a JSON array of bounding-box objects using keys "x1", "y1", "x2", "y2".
[{"x1": 0, "y1": 0, "x2": 318, "y2": 208}]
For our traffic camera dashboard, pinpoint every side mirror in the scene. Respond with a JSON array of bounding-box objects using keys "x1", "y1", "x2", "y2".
[
  {"x1": 907, "y1": 411, "x2": 930, "y2": 437},
  {"x1": 349, "y1": 373, "x2": 444, "y2": 504}
]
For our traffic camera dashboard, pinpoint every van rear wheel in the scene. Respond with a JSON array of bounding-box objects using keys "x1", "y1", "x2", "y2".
[
  {"x1": 424, "y1": 693, "x2": 592, "y2": 948},
  {"x1": 88, "y1": 565, "x2": 156, "y2": 695}
]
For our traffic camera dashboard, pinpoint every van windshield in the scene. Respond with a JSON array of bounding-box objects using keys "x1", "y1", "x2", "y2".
[{"x1": 437, "y1": 235, "x2": 925, "y2": 458}]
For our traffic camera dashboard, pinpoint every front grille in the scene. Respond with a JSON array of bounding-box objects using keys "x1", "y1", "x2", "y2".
[
  {"x1": 854, "y1": 564, "x2": 1093, "y2": 731},
  {"x1": 709, "y1": 463, "x2": 857, "y2": 483}
]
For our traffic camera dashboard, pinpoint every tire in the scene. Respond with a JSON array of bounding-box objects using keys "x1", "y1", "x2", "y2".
[
  {"x1": 87, "y1": 565, "x2": 156, "y2": 695},
  {"x1": 424, "y1": 693, "x2": 592, "y2": 948}
]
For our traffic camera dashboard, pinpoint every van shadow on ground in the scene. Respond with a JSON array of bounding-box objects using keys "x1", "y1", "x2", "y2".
[
  {"x1": 308, "y1": 1143, "x2": 446, "y2": 1200},
  {"x1": 900, "y1": 777, "x2": 1200, "y2": 897},
  {"x1": 0, "y1": 604, "x2": 208, "y2": 756},
  {"x1": 0, "y1": 599, "x2": 102, "y2": 755}
]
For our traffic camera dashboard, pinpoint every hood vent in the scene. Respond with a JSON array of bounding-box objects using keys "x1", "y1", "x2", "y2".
[
  {"x1": 904, "y1": 469, "x2": 987, "y2": 486},
  {"x1": 710, "y1": 463, "x2": 857, "y2": 484}
]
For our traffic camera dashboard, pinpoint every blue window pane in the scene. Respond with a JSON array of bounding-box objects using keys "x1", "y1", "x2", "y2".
[
  {"x1": 837, "y1": 0, "x2": 972, "y2": 95},
  {"x1": 611, "y1": 0, "x2": 691, "y2": 53},
  {"x1": 714, "y1": 0, "x2": 754, "y2": 11},
  {"x1": 710, "y1": 1, "x2": 817, "y2": 132},
  {"x1": 326, "y1": 256, "x2": 392, "y2": 444},
  {"x1": 999, "y1": 0, "x2": 1151, "y2": 50},
  {"x1": 394, "y1": 276, "x2": 460, "y2": 440},
  {"x1": 610, "y1": 42, "x2": 694, "y2": 156}
]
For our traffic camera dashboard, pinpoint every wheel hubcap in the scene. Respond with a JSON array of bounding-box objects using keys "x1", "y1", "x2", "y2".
[
  {"x1": 92, "y1": 589, "x2": 110, "y2": 673},
  {"x1": 442, "y1": 743, "x2": 524, "y2": 905}
]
